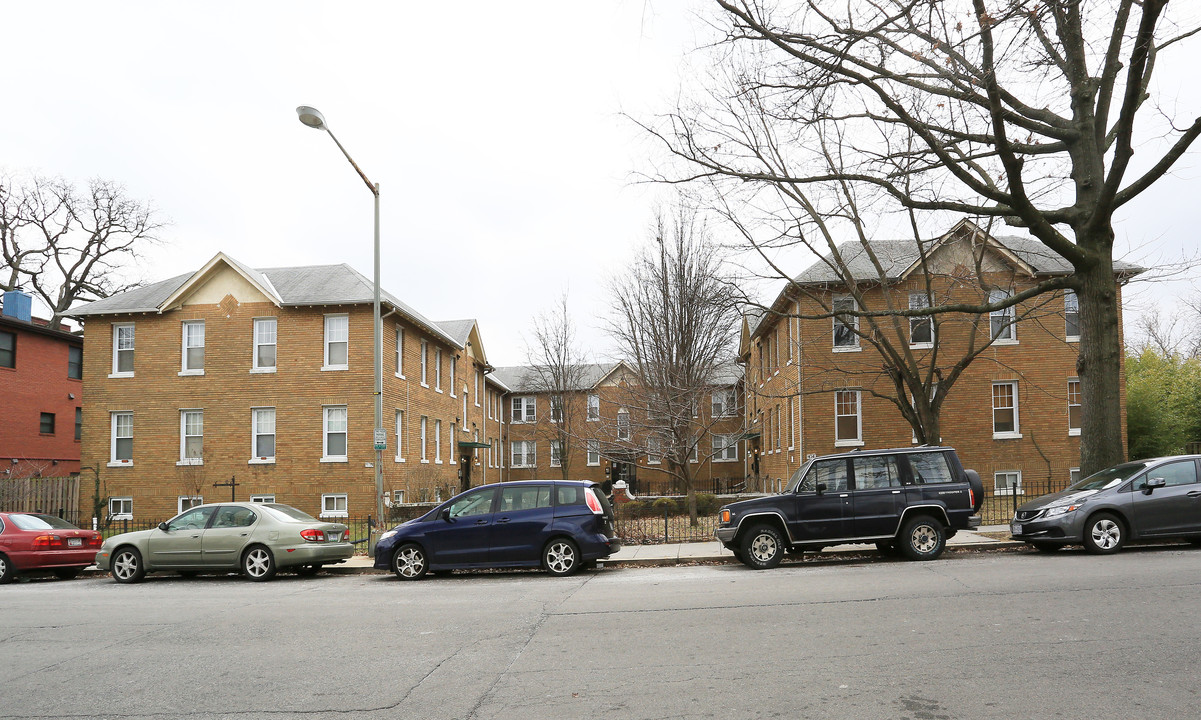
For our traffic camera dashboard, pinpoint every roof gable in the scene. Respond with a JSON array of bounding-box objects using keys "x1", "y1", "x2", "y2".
[{"x1": 159, "y1": 253, "x2": 282, "y2": 311}]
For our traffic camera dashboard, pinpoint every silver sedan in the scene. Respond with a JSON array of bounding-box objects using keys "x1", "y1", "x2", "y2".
[{"x1": 95, "y1": 502, "x2": 354, "y2": 582}]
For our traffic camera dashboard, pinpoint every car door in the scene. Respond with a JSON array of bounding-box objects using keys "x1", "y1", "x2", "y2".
[
  {"x1": 1129, "y1": 459, "x2": 1201, "y2": 537},
  {"x1": 790, "y1": 458, "x2": 851, "y2": 542},
  {"x1": 850, "y1": 454, "x2": 905, "y2": 537},
  {"x1": 422, "y1": 488, "x2": 498, "y2": 566},
  {"x1": 489, "y1": 485, "x2": 554, "y2": 564},
  {"x1": 201, "y1": 506, "x2": 258, "y2": 568},
  {"x1": 147, "y1": 506, "x2": 216, "y2": 568}
]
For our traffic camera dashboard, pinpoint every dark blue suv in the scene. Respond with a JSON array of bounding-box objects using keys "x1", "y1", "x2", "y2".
[{"x1": 374, "y1": 480, "x2": 621, "y2": 580}]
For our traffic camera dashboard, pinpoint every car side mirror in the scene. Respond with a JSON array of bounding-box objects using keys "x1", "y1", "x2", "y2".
[
  {"x1": 816, "y1": 482, "x2": 827, "y2": 496},
  {"x1": 157, "y1": 522, "x2": 169, "y2": 532},
  {"x1": 440, "y1": 508, "x2": 452, "y2": 522},
  {"x1": 1145, "y1": 477, "x2": 1166, "y2": 494}
]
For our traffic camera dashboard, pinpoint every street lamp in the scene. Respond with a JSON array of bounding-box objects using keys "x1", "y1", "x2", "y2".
[{"x1": 296, "y1": 105, "x2": 385, "y2": 555}]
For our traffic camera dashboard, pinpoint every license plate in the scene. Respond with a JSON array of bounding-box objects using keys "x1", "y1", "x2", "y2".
[
  {"x1": 68, "y1": 538, "x2": 82, "y2": 547},
  {"x1": 327, "y1": 531, "x2": 341, "y2": 542},
  {"x1": 1011, "y1": 523, "x2": 1022, "y2": 535}
]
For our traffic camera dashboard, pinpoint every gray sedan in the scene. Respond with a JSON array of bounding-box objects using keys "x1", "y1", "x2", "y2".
[
  {"x1": 95, "y1": 502, "x2": 354, "y2": 582},
  {"x1": 1011, "y1": 455, "x2": 1201, "y2": 553}
]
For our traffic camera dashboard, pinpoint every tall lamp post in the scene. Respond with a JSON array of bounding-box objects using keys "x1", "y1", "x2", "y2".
[{"x1": 296, "y1": 105, "x2": 385, "y2": 555}]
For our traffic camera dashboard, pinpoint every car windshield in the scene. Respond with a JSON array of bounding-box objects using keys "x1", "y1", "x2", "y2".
[
  {"x1": 1068, "y1": 462, "x2": 1149, "y2": 492},
  {"x1": 8, "y1": 514, "x2": 78, "y2": 531},
  {"x1": 259, "y1": 504, "x2": 318, "y2": 522}
]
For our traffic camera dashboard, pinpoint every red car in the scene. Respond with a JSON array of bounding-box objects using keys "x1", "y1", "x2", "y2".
[{"x1": 0, "y1": 512, "x2": 103, "y2": 582}]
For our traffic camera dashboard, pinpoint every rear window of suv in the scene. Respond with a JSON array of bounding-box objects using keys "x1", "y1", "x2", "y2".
[
  {"x1": 556, "y1": 485, "x2": 585, "y2": 506},
  {"x1": 908, "y1": 452, "x2": 955, "y2": 484}
]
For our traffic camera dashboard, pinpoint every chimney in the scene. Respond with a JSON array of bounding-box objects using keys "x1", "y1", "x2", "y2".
[{"x1": 1, "y1": 290, "x2": 33, "y2": 323}]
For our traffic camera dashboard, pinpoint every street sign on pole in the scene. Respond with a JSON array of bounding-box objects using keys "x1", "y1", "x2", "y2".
[{"x1": 374, "y1": 427, "x2": 387, "y2": 451}]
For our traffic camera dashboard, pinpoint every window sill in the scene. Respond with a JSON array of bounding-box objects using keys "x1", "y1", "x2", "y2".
[
  {"x1": 248, "y1": 458, "x2": 276, "y2": 465},
  {"x1": 1068, "y1": 429, "x2": 1081, "y2": 437},
  {"x1": 321, "y1": 366, "x2": 349, "y2": 372},
  {"x1": 320, "y1": 457, "x2": 348, "y2": 463},
  {"x1": 835, "y1": 440, "x2": 865, "y2": 448},
  {"x1": 832, "y1": 346, "x2": 862, "y2": 353},
  {"x1": 319, "y1": 513, "x2": 348, "y2": 520},
  {"x1": 991, "y1": 339, "x2": 1019, "y2": 346},
  {"x1": 420, "y1": 382, "x2": 429, "y2": 388},
  {"x1": 108, "y1": 372, "x2": 134, "y2": 379},
  {"x1": 176, "y1": 460, "x2": 203, "y2": 466},
  {"x1": 178, "y1": 369, "x2": 204, "y2": 377},
  {"x1": 250, "y1": 367, "x2": 277, "y2": 374},
  {"x1": 109, "y1": 514, "x2": 133, "y2": 521},
  {"x1": 107, "y1": 461, "x2": 133, "y2": 468},
  {"x1": 1066, "y1": 337, "x2": 1080, "y2": 343},
  {"x1": 908, "y1": 343, "x2": 934, "y2": 350},
  {"x1": 395, "y1": 457, "x2": 405, "y2": 463},
  {"x1": 992, "y1": 432, "x2": 1023, "y2": 440},
  {"x1": 435, "y1": 460, "x2": 443, "y2": 465},
  {"x1": 421, "y1": 459, "x2": 430, "y2": 464},
  {"x1": 435, "y1": 388, "x2": 443, "y2": 394},
  {"x1": 586, "y1": 463, "x2": 600, "y2": 467},
  {"x1": 713, "y1": 458, "x2": 738, "y2": 463},
  {"x1": 395, "y1": 372, "x2": 406, "y2": 380}
]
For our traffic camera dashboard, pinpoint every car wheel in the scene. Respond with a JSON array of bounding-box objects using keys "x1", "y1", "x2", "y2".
[
  {"x1": 295, "y1": 564, "x2": 321, "y2": 576},
  {"x1": 392, "y1": 543, "x2": 428, "y2": 580},
  {"x1": 740, "y1": 523, "x2": 785, "y2": 569},
  {"x1": 898, "y1": 515, "x2": 946, "y2": 561},
  {"x1": 1083, "y1": 513, "x2": 1124, "y2": 554},
  {"x1": 53, "y1": 568, "x2": 81, "y2": 580},
  {"x1": 1031, "y1": 542, "x2": 1061, "y2": 553},
  {"x1": 241, "y1": 546, "x2": 277, "y2": 581},
  {"x1": 111, "y1": 547, "x2": 146, "y2": 584},
  {"x1": 543, "y1": 538, "x2": 580, "y2": 576},
  {"x1": 0, "y1": 553, "x2": 13, "y2": 584}
]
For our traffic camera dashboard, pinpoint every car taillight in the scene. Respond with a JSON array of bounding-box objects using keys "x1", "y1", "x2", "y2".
[
  {"x1": 32, "y1": 535, "x2": 64, "y2": 548},
  {"x1": 968, "y1": 488, "x2": 975, "y2": 508},
  {"x1": 300, "y1": 529, "x2": 325, "y2": 542},
  {"x1": 88, "y1": 534, "x2": 103, "y2": 548},
  {"x1": 585, "y1": 488, "x2": 603, "y2": 515}
]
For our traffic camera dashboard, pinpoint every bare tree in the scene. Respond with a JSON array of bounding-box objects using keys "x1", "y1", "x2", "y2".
[
  {"x1": 645, "y1": 0, "x2": 1199, "y2": 475},
  {"x1": 0, "y1": 173, "x2": 164, "y2": 328},
  {"x1": 606, "y1": 204, "x2": 742, "y2": 524},
  {"x1": 524, "y1": 294, "x2": 592, "y2": 479}
]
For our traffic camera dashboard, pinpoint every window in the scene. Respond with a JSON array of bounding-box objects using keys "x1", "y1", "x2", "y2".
[
  {"x1": 833, "y1": 296, "x2": 859, "y2": 349},
  {"x1": 835, "y1": 390, "x2": 862, "y2": 445},
  {"x1": 909, "y1": 452, "x2": 955, "y2": 484},
  {"x1": 420, "y1": 416, "x2": 428, "y2": 462},
  {"x1": 1146, "y1": 460, "x2": 1199, "y2": 487},
  {"x1": 992, "y1": 381, "x2": 1020, "y2": 438},
  {"x1": 394, "y1": 410, "x2": 405, "y2": 462},
  {"x1": 395, "y1": 327, "x2": 405, "y2": 376},
  {"x1": 182, "y1": 321, "x2": 205, "y2": 373},
  {"x1": 37, "y1": 412, "x2": 55, "y2": 434},
  {"x1": 689, "y1": 435, "x2": 699, "y2": 463},
  {"x1": 180, "y1": 410, "x2": 203, "y2": 464},
  {"x1": 434, "y1": 347, "x2": 443, "y2": 391},
  {"x1": 252, "y1": 408, "x2": 275, "y2": 461},
  {"x1": 420, "y1": 340, "x2": 429, "y2": 385},
  {"x1": 852, "y1": 455, "x2": 902, "y2": 490},
  {"x1": 321, "y1": 493, "x2": 348, "y2": 518},
  {"x1": 1070, "y1": 468, "x2": 1082, "y2": 485},
  {"x1": 112, "y1": 323, "x2": 134, "y2": 375},
  {"x1": 110, "y1": 412, "x2": 133, "y2": 465},
  {"x1": 511, "y1": 396, "x2": 535, "y2": 423},
  {"x1": 617, "y1": 409, "x2": 630, "y2": 440},
  {"x1": 68, "y1": 345, "x2": 82, "y2": 379},
  {"x1": 995, "y1": 471, "x2": 1023, "y2": 496},
  {"x1": 989, "y1": 289, "x2": 1016, "y2": 342},
  {"x1": 447, "y1": 488, "x2": 496, "y2": 518},
  {"x1": 462, "y1": 392, "x2": 468, "y2": 430},
  {"x1": 587, "y1": 394, "x2": 600, "y2": 421},
  {"x1": 177, "y1": 496, "x2": 204, "y2": 513},
  {"x1": 587, "y1": 439, "x2": 600, "y2": 466},
  {"x1": 324, "y1": 315, "x2": 348, "y2": 369},
  {"x1": 0, "y1": 330, "x2": 14, "y2": 369},
  {"x1": 250, "y1": 495, "x2": 275, "y2": 504},
  {"x1": 713, "y1": 434, "x2": 739, "y2": 462},
  {"x1": 449, "y1": 354, "x2": 456, "y2": 396},
  {"x1": 1064, "y1": 290, "x2": 1080, "y2": 340},
  {"x1": 712, "y1": 388, "x2": 736, "y2": 418},
  {"x1": 550, "y1": 398, "x2": 563, "y2": 423},
  {"x1": 323, "y1": 406, "x2": 348, "y2": 461},
  {"x1": 511, "y1": 440, "x2": 536, "y2": 468},
  {"x1": 108, "y1": 497, "x2": 132, "y2": 520},
  {"x1": 799, "y1": 458, "x2": 849, "y2": 493},
  {"x1": 74, "y1": 407, "x2": 82, "y2": 441},
  {"x1": 435, "y1": 419, "x2": 443, "y2": 462},
  {"x1": 775, "y1": 405, "x2": 782, "y2": 451},
  {"x1": 392, "y1": 490, "x2": 406, "y2": 505},
  {"x1": 550, "y1": 440, "x2": 563, "y2": 467},
  {"x1": 499, "y1": 485, "x2": 552, "y2": 512},
  {"x1": 475, "y1": 369, "x2": 481, "y2": 405},
  {"x1": 647, "y1": 436, "x2": 662, "y2": 465},
  {"x1": 909, "y1": 293, "x2": 933, "y2": 346},
  {"x1": 253, "y1": 318, "x2": 277, "y2": 370},
  {"x1": 1067, "y1": 379, "x2": 1082, "y2": 435}
]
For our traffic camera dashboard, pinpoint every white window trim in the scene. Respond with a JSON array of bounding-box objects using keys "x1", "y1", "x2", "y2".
[
  {"x1": 321, "y1": 405, "x2": 349, "y2": 462},
  {"x1": 992, "y1": 381, "x2": 1023, "y2": 439},
  {"x1": 832, "y1": 296, "x2": 860, "y2": 351},
  {"x1": 322, "y1": 314, "x2": 349, "y2": 371},
  {"x1": 177, "y1": 409, "x2": 204, "y2": 466},
  {"x1": 108, "y1": 497, "x2": 133, "y2": 520},
  {"x1": 550, "y1": 440, "x2": 562, "y2": 468},
  {"x1": 586, "y1": 440, "x2": 600, "y2": 467},
  {"x1": 449, "y1": 356, "x2": 457, "y2": 397},
  {"x1": 252, "y1": 317, "x2": 278, "y2": 373},
  {"x1": 475, "y1": 370, "x2": 481, "y2": 406},
  {"x1": 177, "y1": 496, "x2": 204, "y2": 514},
  {"x1": 320, "y1": 493, "x2": 349, "y2": 519},
  {"x1": 434, "y1": 419, "x2": 443, "y2": 464},
  {"x1": 395, "y1": 326, "x2": 406, "y2": 378},
  {"x1": 420, "y1": 416, "x2": 429, "y2": 463},
  {"x1": 647, "y1": 437, "x2": 662, "y2": 465},
  {"x1": 434, "y1": 347, "x2": 443, "y2": 392},
  {"x1": 511, "y1": 440, "x2": 536, "y2": 468},
  {"x1": 109, "y1": 411, "x2": 133, "y2": 467},
  {"x1": 250, "y1": 406, "x2": 276, "y2": 464},
  {"x1": 1065, "y1": 290, "x2": 1081, "y2": 343},
  {"x1": 994, "y1": 470, "x2": 1024, "y2": 496},
  {"x1": 180, "y1": 320, "x2": 205, "y2": 376},
  {"x1": 617, "y1": 409, "x2": 631, "y2": 441},
  {"x1": 420, "y1": 340, "x2": 429, "y2": 387},
  {"x1": 587, "y1": 394, "x2": 600, "y2": 422},
  {"x1": 395, "y1": 409, "x2": 406, "y2": 462},
  {"x1": 908, "y1": 294, "x2": 935, "y2": 349},
  {"x1": 512, "y1": 396, "x2": 536, "y2": 424},
  {"x1": 110, "y1": 323, "x2": 135, "y2": 378},
  {"x1": 712, "y1": 434, "x2": 739, "y2": 462},
  {"x1": 1067, "y1": 378, "x2": 1082, "y2": 436},
  {"x1": 834, "y1": 389, "x2": 864, "y2": 447},
  {"x1": 250, "y1": 494, "x2": 275, "y2": 503},
  {"x1": 989, "y1": 290, "x2": 1018, "y2": 345}
]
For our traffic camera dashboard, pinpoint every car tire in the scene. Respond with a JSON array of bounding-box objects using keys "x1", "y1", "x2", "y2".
[
  {"x1": 898, "y1": 515, "x2": 946, "y2": 561},
  {"x1": 392, "y1": 543, "x2": 428, "y2": 580},
  {"x1": 0, "y1": 553, "x2": 14, "y2": 584},
  {"x1": 53, "y1": 568, "x2": 81, "y2": 580},
  {"x1": 740, "y1": 523, "x2": 785, "y2": 569},
  {"x1": 111, "y1": 547, "x2": 146, "y2": 584},
  {"x1": 241, "y1": 546, "x2": 277, "y2": 582},
  {"x1": 543, "y1": 538, "x2": 580, "y2": 576},
  {"x1": 295, "y1": 564, "x2": 322, "y2": 577},
  {"x1": 1031, "y1": 542, "x2": 1061, "y2": 553},
  {"x1": 1083, "y1": 513, "x2": 1125, "y2": 554}
]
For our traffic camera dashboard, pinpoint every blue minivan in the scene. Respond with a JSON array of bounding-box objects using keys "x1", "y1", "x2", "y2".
[{"x1": 374, "y1": 480, "x2": 622, "y2": 580}]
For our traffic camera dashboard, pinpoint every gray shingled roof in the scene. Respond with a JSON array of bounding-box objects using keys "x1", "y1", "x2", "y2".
[
  {"x1": 436, "y1": 319, "x2": 477, "y2": 347},
  {"x1": 493, "y1": 361, "x2": 742, "y2": 393},
  {"x1": 71, "y1": 261, "x2": 460, "y2": 348}
]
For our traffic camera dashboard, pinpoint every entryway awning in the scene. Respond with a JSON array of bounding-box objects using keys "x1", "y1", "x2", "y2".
[{"x1": 457, "y1": 441, "x2": 491, "y2": 449}]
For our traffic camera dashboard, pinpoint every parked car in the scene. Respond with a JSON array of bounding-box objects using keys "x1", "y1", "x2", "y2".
[
  {"x1": 1011, "y1": 455, "x2": 1201, "y2": 554},
  {"x1": 0, "y1": 512, "x2": 103, "y2": 583},
  {"x1": 94, "y1": 502, "x2": 354, "y2": 583},
  {"x1": 715, "y1": 446, "x2": 984, "y2": 567},
  {"x1": 374, "y1": 480, "x2": 621, "y2": 580}
]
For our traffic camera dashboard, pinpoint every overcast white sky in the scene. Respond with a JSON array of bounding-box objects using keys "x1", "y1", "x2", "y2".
[{"x1": 2, "y1": 1, "x2": 1198, "y2": 362}]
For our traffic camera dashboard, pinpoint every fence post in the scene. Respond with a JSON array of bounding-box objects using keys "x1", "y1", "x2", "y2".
[{"x1": 664, "y1": 509, "x2": 669, "y2": 544}]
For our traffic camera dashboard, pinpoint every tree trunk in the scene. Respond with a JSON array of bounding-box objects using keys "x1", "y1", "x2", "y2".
[{"x1": 1077, "y1": 251, "x2": 1127, "y2": 476}]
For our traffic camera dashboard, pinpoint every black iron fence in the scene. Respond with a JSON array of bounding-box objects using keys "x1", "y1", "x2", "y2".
[{"x1": 977, "y1": 478, "x2": 1073, "y2": 526}]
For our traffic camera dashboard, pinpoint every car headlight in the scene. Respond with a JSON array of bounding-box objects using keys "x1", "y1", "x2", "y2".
[
  {"x1": 1044, "y1": 503, "x2": 1082, "y2": 518},
  {"x1": 379, "y1": 530, "x2": 397, "y2": 543},
  {"x1": 719, "y1": 509, "x2": 732, "y2": 524}
]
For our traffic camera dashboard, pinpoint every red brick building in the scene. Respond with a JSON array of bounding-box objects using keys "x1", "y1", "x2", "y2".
[{"x1": 0, "y1": 290, "x2": 83, "y2": 479}]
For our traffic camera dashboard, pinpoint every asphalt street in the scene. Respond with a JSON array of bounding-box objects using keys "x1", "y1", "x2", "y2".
[{"x1": 3, "y1": 545, "x2": 1200, "y2": 720}]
